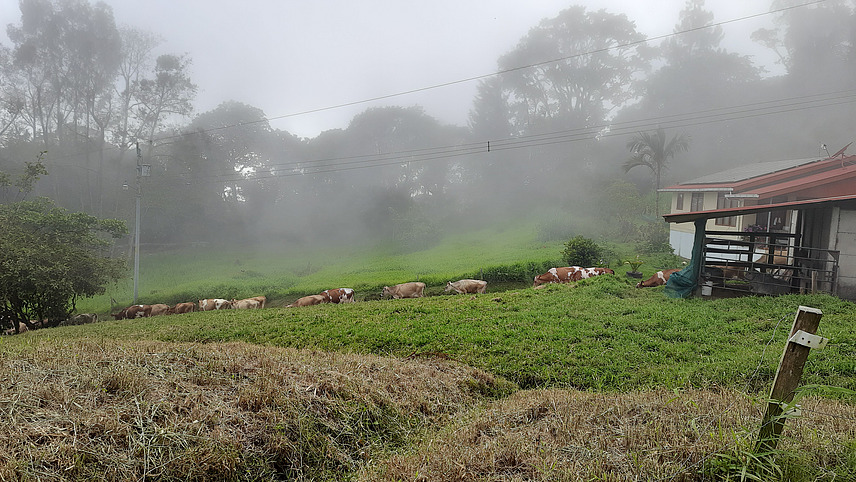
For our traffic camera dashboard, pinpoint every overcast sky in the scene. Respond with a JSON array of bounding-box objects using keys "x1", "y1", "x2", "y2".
[{"x1": 1, "y1": 1, "x2": 781, "y2": 139}]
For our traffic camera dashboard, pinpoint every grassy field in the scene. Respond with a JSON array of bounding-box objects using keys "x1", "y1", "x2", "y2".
[
  {"x1": 79, "y1": 221, "x2": 570, "y2": 313},
  {"x1": 5, "y1": 225, "x2": 855, "y2": 480}
]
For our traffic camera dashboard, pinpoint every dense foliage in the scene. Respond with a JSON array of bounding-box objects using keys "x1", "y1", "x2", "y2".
[
  {"x1": 0, "y1": 198, "x2": 127, "y2": 330},
  {"x1": 0, "y1": 0, "x2": 854, "y2": 253},
  {"x1": 561, "y1": 235, "x2": 603, "y2": 267}
]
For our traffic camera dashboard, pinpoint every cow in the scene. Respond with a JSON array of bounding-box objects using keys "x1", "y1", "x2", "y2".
[
  {"x1": 286, "y1": 294, "x2": 326, "y2": 308},
  {"x1": 382, "y1": 282, "x2": 426, "y2": 299},
  {"x1": 112, "y1": 305, "x2": 151, "y2": 320},
  {"x1": 319, "y1": 288, "x2": 355, "y2": 304},
  {"x1": 149, "y1": 304, "x2": 171, "y2": 316},
  {"x1": 636, "y1": 268, "x2": 682, "y2": 288},
  {"x1": 198, "y1": 299, "x2": 233, "y2": 311},
  {"x1": 249, "y1": 295, "x2": 267, "y2": 309},
  {"x1": 61, "y1": 313, "x2": 98, "y2": 326},
  {"x1": 533, "y1": 267, "x2": 614, "y2": 287},
  {"x1": 171, "y1": 302, "x2": 195, "y2": 315},
  {"x1": 445, "y1": 279, "x2": 487, "y2": 294},
  {"x1": 232, "y1": 298, "x2": 261, "y2": 310}
]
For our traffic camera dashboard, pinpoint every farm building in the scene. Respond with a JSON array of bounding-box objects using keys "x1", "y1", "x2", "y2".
[{"x1": 659, "y1": 144, "x2": 856, "y2": 299}]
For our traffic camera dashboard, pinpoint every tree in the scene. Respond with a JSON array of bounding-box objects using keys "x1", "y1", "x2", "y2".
[
  {"x1": 0, "y1": 197, "x2": 127, "y2": 333},
  {"x1": 495, "y1": 6, "x2": 651, "y2": 134},
  {"x1": 133, "y1": 54, "x2": 197, "y2": 142},
  {"x1": 0, "y1": 152, "x2": 47, "y2": 204},
  {"x1": 623, "y1": 127, "x2": 689, "y2": 217}
]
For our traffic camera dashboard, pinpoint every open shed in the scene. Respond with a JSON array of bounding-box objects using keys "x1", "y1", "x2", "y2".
[{"x1": 663, "y1": 194, "x2": 856, "y2": 298}]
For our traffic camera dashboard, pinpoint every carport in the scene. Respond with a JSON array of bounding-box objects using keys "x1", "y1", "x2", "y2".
[{"x1": 662, "y1": 195, "x2": 856, "y2": 298}]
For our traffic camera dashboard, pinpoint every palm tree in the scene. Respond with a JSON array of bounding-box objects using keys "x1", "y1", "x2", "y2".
[{"x1": 623, "y1": 127, "x2": 690, "y2": 217}]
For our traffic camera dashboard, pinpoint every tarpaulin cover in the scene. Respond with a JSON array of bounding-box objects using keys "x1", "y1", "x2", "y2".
[{"x1": 664, "y1": 218, "x2": 705, "y2": 298}]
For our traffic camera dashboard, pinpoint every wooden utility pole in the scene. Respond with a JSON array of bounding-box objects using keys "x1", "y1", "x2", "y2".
[{"x1": 755, "y1": 306, "x2": 826, "y2": 453}]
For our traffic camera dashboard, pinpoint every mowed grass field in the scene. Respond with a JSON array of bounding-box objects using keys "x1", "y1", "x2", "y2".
[{"x1": 5, "y1": 224, "x2": 856, "y2": 480}]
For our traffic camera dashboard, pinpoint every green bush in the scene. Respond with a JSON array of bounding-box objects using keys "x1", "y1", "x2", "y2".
[
  {"x1": 562, "y1": 235, "x2": 602, "y2": 267},
  {"x1": 479, "y1": 260, "x2": 558, "y2": 283},
  {"x1": 635, "y1": 222, "x2": 672, "y2": 254}
]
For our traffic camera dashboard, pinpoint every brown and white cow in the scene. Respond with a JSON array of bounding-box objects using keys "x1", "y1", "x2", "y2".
[
  {"x1": 171, "y1": 302, "x2": 196, "y2": 314},
  {"x1": 445, "y1": 279, "x2": 487, "y2": 294},
  {"x1": 319, "y1": 288, "x2": 355, "y2": 304},
  {"x1": 112, "y1": 304, "x2": 152, "y2": 320},
  {"x1": 61, "y1": 313, "x2": 98, "y2": 326},
  {"x1": 382, "y1": 282, "x2": 426, "y2": 299},
  {"x1": 636, "y1": 268, "x2": 682, "y2": 288},
  {"x1": 198, "y1": 299, "x2": 233, "y2": 311},
  {"x1": 249, "y1": 295, "x2": 267, "y2": 309},
  {"x1": 286, "y1": 294, "x2": 326, "y2": 307},
  {"x1": 533, "y1": 267, "x2": 614, "y2": 287},
  {"x1": 232, "y1": 298, "x2": 261, "y2": 310},
  {"x1": 149, "y1": 304, "x2": 171, "y2": 316}
]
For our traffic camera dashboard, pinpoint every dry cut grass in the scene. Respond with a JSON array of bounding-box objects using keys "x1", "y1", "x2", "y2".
[
  {"x1": 1, "y1": 339, "x2": 853, "y2": 481},
  {"x1": 368, "y1": 388, "x2": 856, "y2": 481},
  {"x1": 0, "y1": 340, "x2": 512, "y2": 481}
]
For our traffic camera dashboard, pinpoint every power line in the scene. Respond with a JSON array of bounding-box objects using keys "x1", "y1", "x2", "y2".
[
  {"x1": 149, "y1": 0, "x2": 826, "y2": 147},
  {"x1": 183, "y1": 87, "x2": 856, "y2": 185},
  {"x1": 10, "y1": 0, "x2": 832, "y2": 175}
]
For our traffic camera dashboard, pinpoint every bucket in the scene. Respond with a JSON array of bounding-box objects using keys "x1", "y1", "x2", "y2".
[{"x1": 701, "y1": 281, "x2": 713, "y2": 296}]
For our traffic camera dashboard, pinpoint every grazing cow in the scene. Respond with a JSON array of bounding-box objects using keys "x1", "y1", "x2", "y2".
[
  {"x1": 286, "y1": 294, "x2": 326, "y2": 307},
  {"x1": 198, "y1": 299, "x2": 233, "y2": 311},
  {"x1": 249, "y1": 295, "x2": 267, "y2": 309},
  {"x1": 533, "y1": 267, "x2": 615, "y2": 287},
  {"x1": 445, "y1": 279, "x2": 488, "y2": 294},
  {"x1": 149, "y1": 304, "x2": 171, "y2": 316},
  {"x1": 172, "y1": 302, "x2": 195, "y2": 314},
  {"x1": 636, "y1": 268, "x2": 682, "y2": 288},
  {"x1": 382, "y1": 282, "x2": 426, "y2": 299},
  {"x1": 112, "y1": 305, "x2": 151, "y2": 320},
  {"x1": 232, "y1": 298, "x2": 261, "y2": 310},
  {"x1": 319, "y1": 288, "x2": 355, "y2": 304},
  {"x1": 61, "y1": 313, "x2": 98, "y2": 326}
]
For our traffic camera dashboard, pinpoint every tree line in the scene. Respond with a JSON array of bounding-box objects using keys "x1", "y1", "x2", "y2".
[{"x1": 1, "y1": 0, "x2": 854, "y2": 250}]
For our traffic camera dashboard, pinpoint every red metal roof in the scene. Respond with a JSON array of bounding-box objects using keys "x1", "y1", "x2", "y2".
[
  {"x1": 662, "y1": 155, "x2": 856, "y2": 198},
  {"x1": 663, "y1": 194, "x2": 856, "y2": 224}
]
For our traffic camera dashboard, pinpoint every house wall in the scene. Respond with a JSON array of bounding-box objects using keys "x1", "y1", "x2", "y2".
[
  {"x1": 668, "y1": 191, "x2": 743, "y2": 258},
  {"x1": 833, "y1": 207, "x2": 856, "y2": 300}
]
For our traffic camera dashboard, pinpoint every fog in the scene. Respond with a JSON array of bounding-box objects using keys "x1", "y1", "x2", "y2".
[{"x1": 1, "y1": 0, "x2": 855, "y2": 255}]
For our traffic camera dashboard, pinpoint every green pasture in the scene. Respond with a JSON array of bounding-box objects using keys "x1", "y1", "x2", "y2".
[
  {"x1": 80, "y1": 221, "x2": 573, "y2": 313},
  {"x1": 43, "y1": 276, "x2": 856, "y2": 394}
]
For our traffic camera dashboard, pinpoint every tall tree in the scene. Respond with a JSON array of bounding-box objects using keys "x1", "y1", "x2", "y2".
[
  {"x1": 7, "y1": 0, "x2": 122, "y2": 147},
  {"x1": 617, "y1": 0, "x2": 760, "y2": 179},
  {"x1": 133, "y1": 54, "x2": 197, "y2": 143},
  {"x1": 623, "y1": 127, "x2": 689, "y2": 216},
  {"x1": 496, "y1": 6, "x2": 651, "y2": 134}
]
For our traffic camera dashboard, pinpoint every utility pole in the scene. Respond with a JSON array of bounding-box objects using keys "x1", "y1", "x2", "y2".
[
  {"x1": 133, "y1": 142, "x2": 151, "y2": 304},
  {"x1": 134, "y1": 142, "x2": 142, "y2": 303}
]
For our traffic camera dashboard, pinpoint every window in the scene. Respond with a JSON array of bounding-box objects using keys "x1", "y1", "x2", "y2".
[
  {"x1": 675, "y1": 193, "x2": 684, "y2": 210},
  {"x1": 690, "y1": 193, "x2": 704, "y2": 212},
  {"x1": 715, "y1": 193, "x2": 738, "y2": 227}
]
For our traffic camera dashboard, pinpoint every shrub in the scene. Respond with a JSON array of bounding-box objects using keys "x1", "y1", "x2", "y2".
[
  {"x1": 635, "y1": 222, "x2": 672, "y2": 254},
  {"x1": 562, "y1": 235, "x2": 602, "y2": 267}
]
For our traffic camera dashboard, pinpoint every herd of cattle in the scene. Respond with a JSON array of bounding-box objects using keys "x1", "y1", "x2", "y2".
[{"x1": 3, "y1": 266, "x2": 677, "y2": 334}]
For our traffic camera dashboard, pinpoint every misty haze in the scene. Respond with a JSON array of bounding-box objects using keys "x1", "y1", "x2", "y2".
[{"x1": 0, "y1": 0, "x2": 855, "y2": 480}]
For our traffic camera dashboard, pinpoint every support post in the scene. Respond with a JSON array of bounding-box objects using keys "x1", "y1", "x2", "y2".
[{"x1": 755, "y1": 305, "x2": 823, "y2": 453}]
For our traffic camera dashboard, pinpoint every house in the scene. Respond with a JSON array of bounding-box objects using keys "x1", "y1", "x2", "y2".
[{"x1": 660, "y1": 145, "x2": 856, "y2": 299}]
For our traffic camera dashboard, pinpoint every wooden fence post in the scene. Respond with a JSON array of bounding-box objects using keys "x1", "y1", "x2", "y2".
[{"x1": 755, "y1": 305, "x2": 825, "y2": 454}]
